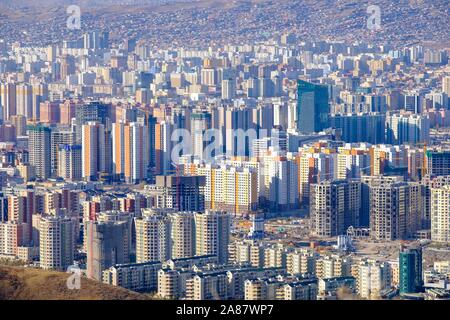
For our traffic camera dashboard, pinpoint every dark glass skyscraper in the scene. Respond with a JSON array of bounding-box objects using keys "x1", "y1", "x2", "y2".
[
  {"x1": 399, "y1": 246, "x2": 423, "y2": 295},
  {"x1": 74, "y1": 101, "x2": 110, "y2": 142},
  {"x1": 296, "y1": 80, "x2": 330, "y2": 133}
]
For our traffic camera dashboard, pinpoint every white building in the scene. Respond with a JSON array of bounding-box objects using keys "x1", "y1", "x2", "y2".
[
  {"x1": 39, "y1": 215, "x2": 74, "y2": 271},
  {"x1": 431, "y1": 186, "x2": 450, "y2": 243}
]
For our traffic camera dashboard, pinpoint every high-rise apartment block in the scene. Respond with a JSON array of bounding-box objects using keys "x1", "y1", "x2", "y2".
[
  {"x1": 426, "y1": 150, "x2": 450, "y2": 176},
  {"x1": 386, "y1": 113, "x2": 430, "y2": 145},
  {"x1": 86, "y1": 219, "x2": 131, "y2": 281},
  {"x1": 363, "y1": 177, "x2": 422, "y2": 241},
  {"x1": 135, "y1": 214, "x2": 170, "y2": 263},
  {"x1": 310, "y1": 180, "x2": 361, "y2": 237},
  {"x1": 430, "y1": 186, "x2": 450, "y2": 243},
  {"x1": 38, "y1": 215, "x2": 75, "y2": 271},
  {"x1": 28, "y1": 124, "x2": 52, "y2": 179},
  {"x1": 147, "y1": 175, "x2": 206, "y2": 212},
  {"x1": 112, "y1": 121, "x2": 149, "y2": 183},
  {"x1": 169, "y1": 212, "x2": 195, "y2": 259},
  {"x1": 57, "y1": 144, "x2": 82, "y2": 181},
  {"x1": 194, "y1": 211, "x2": 230, "y2": 264},
  {"x1": 82, "y1": 122, "x2": 108, "y2": 181}
]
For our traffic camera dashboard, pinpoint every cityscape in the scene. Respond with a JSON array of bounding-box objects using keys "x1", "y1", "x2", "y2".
[{"x1": 0, "y1": 0, "x2": 449, "y2": 304}]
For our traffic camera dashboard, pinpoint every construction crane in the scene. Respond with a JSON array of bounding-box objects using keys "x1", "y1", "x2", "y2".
[{"x1": 418, "y1": 142, "x2": 428, "y2": 177}]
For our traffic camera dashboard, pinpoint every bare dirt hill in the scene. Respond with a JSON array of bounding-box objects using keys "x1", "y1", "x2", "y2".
[{"x1": 0, "y1": 266, "x2": 151, "y2": 300}]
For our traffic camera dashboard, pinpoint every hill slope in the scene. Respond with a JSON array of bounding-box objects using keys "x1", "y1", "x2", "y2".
[
  {"x1": 0, "y1": 0, "x2": 448, "y2": 47},
  {"x1": 0, "y1": 267, "x2": 150, "y2": 300}
]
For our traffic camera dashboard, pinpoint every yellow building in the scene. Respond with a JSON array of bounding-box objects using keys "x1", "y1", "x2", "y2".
[{"x1": 184, "y1": 164, "x2": 258, "y2": 216}]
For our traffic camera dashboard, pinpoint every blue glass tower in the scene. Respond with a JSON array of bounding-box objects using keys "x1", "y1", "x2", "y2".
[
  {"x1": 296, "y1": 80, "x2": 329, "y2": 133},
  {"x1": 399, "y1": 246, "x2": 423, "y2": 295}
]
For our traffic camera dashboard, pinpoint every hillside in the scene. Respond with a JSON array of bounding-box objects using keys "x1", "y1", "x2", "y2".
[
  {"x1": 0, "y1": 266, "x2": 151, "y2": 300},
  {"x1": 0, "y1": 0, "x2": 448, "y2": 47}
]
